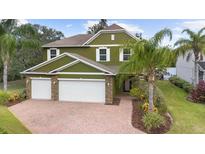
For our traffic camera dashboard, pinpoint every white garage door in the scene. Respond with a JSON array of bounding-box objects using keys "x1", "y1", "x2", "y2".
[
  {"x1": 31, "y1": 78, "x2": 51, "y2": 100},
  {"x1": 58, "y1": 79, "x2": 105, "y2": 103}
]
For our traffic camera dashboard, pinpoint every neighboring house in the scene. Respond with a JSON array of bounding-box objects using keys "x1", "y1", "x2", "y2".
[
  {"x1": 176, "y1": 52, "x2": 205, "y2": 84},
  {"x1": 163, "y1": 67, "x2": 176, "y2": 80},
  {"x1": 21, "y1": 24, "x2": 138, "y2": 104}
]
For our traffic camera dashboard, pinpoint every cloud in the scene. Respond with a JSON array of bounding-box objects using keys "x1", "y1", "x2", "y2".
[
  {"x1": 182, "y1": 20, "x2": 205, "y2": 30},
  {"x1": 17, "y1": 19, "x2": 29, "y2": 26},
  {"x1": 83, "y1": 20, "x2": 99, "y2": 30},
  {"x1": 66, "y1": 24, "x2": 72, "y2": 28}
]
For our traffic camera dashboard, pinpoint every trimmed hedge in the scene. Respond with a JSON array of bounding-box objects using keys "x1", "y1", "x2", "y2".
[{"x1": 169, "y1": 76, "x2": 193, "y2": 93}]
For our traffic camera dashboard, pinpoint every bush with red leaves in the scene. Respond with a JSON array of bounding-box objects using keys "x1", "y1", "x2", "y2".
[{"x1": 190, "y1": 80, "x2": 205, "y2": 103}]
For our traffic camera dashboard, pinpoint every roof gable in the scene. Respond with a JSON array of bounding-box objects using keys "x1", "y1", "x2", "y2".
[
  {"x1": 21, "y1": 52, "x2": 116, "y2": 75},
  {"x1": 60, "y1": 62, "x2": 103, "y2": 73}
]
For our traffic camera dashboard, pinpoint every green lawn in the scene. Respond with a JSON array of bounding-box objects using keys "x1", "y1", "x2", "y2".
[
  {"x1": 0, "y1": 105, "x2": 30, "y2": 134},
  {"x1": 0, "y1": 80, "x2": 30, "y2": 134},
  {"x1": 157, "y1": 81, "x2": 205, "y2": 134},
  {"x1": 0, "y1": 80, "x2": 25, "y2": 92}
]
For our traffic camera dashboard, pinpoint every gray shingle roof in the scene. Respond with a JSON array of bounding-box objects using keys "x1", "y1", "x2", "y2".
[
  {"x1": 42, "y1": 34, "x2": 94, "y2": 47},
  {"x1": 42, "y1": 24, "x2": 126, "y2": 48},
  {"x1": 68, "y1": 53, "x2": 117, "y2": 74},
  {"x1": 103, "y1": 24, "x2": 124, "y2": 30},
  {"x1": 198, "y1": 61, "x2": 205, "y2": 70}
]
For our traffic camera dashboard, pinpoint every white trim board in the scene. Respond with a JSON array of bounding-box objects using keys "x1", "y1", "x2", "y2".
[
  {"x1": 22, "y1": 53, "x2": 68, "y2": 73},
  {"x1": 58, "y1": 78, "x2": 105, "y2": 82},
  {"x1": 64, "y1": 53, "x2": 115, "y2": 75},
  {"x1": 22, "y1": 52, "x2": 115, "y2": 75},
  {"x1": 30, "y1": 77, "x2": 51, "y2": 80},
  {"x1": 57, "y1": 72, "x2": 105, "y2": 75}
]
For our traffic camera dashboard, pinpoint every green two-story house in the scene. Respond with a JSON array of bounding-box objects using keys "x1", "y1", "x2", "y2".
[{"x1": 21, "y1": 24, "x2": 138, "y2": 104}]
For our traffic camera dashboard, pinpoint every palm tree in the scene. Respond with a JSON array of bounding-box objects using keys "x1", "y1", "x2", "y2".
[
  {"x1": 0, "y1": 19, "x2": 17, "y2": 91},
  {"x1": 119, "y1": 28, "x2": 174, "y2": 111},
  {"x1": 174, "y1": 28, "x2": 205, "y2": 86},
  {"x1": 0, "y1": 34, "x2": 16, "y2": 90}
]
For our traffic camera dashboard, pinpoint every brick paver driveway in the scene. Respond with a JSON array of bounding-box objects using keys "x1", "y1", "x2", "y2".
[{"x1": 9, "y1": 96, "x2": 143, "y2": 134}]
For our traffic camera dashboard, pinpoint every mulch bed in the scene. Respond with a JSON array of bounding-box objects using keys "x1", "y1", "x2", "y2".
[
  {"x1": 5, "y1": 100, "x2": 22, "y2": 107},
  {"x1": 131, "y1": 100, "x2": 172, "y2": 134}
]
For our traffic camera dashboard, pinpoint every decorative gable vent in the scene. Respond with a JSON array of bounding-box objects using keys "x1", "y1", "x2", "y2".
[{"x1": 111, "y1": 34, "x2": 115, "y2": 40}]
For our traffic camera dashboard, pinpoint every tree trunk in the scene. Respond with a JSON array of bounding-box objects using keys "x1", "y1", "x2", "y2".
[
  {"x1": 194, "y1": 60, "x2": 197, "y2": 86},
  {"x1": 148, "y1": 74, "x2": 155, "y2": 112},
  {"x1": 3, "y1": 61, "x2": 8, "y2": 91}
]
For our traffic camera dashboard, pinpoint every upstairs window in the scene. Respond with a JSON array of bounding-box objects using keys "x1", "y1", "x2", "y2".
[
  {"x1": 50, "y1": 49, "x2": 57, "y2": 59},
  {"x1": 96, "y1": 47, "x2": 110, "y2": 62},
  {"x1": 47, "y1": 48, "x2": 60, "y2": 60},
  {"x1": 99, "y1": 49, "x2": 107, "y2": 61},
  {"x1": 123, "y1": 49, "x2": 131, "y2": 61},
  {"x1": 119, "y1": 48, "x2": 132, "y2": 61}
]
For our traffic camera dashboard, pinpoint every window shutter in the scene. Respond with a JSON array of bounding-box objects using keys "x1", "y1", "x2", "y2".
[
  {"x1": 57, "y1": 49, "x2": 60, "y2": 56},
  {"x1": 96, "y1": 48, "x2": 100, "y2": 61},
  {"x1": 47, "y1": 49, "x2": 50, "y2": 60},
  {"x1": 119, "y1": 48, "x2": 124, "y2": 61},
  {"x1": 107, "y1": 48, "x2": 110, "y2": 61}
]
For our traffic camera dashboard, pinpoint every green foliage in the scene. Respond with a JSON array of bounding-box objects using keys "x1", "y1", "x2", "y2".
[
  {"x1": 0, "y1": 127, "x2": 8, "y2": 134},
  {"x1": 142, "y1": 112, "x2": 165, "y2": 132},
  {"x1": 169, "y1": 76, "x2": 193, "y2": 92},
  {"x1": 0, "y1": 20, "x2": 65, "y2": 82},
  {"x1": 130, "y1": 87, "x2": 147, "y2": 101},
  {"x1": 0, "y1": 91, "x2": 9, "y2": 105},
  {"x1": 87, "y1": 19, "x2": 108, "y2": 34}
]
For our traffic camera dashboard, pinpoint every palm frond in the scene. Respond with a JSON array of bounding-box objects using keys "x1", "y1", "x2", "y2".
[
  {"x1": 174, "y1": 38, "x2": 191, "y2": 47},
  {"x1": 152, "y1": 28, "x2": 172, "y2": 45},
  {"x1": 198, "y1": 27, "x2": 205, "y2": 36},
  {"x1": 182, "y1": 29, "x2": 196, "y2": 39}
]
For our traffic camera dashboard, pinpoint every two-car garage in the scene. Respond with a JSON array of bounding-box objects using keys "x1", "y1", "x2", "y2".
[{"x1": 31, "y1": 78, "x2": 106, "y2": 103}]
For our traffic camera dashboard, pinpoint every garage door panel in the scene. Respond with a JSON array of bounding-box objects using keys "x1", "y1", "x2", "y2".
[
  {"x1": 59, "y1": 80, "x2": 105, "y2": 103},
  {"x1": 31, "y1": 79, "x2": 51, "y2": 100}
]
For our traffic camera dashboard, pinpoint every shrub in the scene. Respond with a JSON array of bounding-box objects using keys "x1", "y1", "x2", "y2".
[
  {"x1": 8, "y1": 91, "x2": 20, "y2": 102},
  {"x1": 154, "y1": 96, "x2": 167, "y2": 114},
  {"x1": 0, "y1": 127, "x2": 8, "y2": 134},
  {"x1": 190, "y1": 80, "x2": 205, "y2": 103},
  {"x1": 0, "y1": 91, "x2": 10, "y2": 105},
  {"x1": 142, "y1": 112, "x2": 165, "y2": 132},
  {"x1": 19, "y1": 89, "x2": 26, "y2": 100},
  {"x1": 130, "y1": 87, "x2": 147, "y2": 101},
  {"x1": 169, "y1": 76, "x2": 193, "y2": 93}
]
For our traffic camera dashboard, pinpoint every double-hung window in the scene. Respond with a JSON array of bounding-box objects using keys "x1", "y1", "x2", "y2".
[
  {"x1": 119, "y1": 48, "x2": 132, "y2": 61},
  {"x1": 96, "y1": 47, "x2": 110, "y2": 62},
  {"x1": 123, "y1": 49, "x2": 131, "y2": 61},
  {"x1": 47, "y1": 48, "x2": 60, "y2": 60}
]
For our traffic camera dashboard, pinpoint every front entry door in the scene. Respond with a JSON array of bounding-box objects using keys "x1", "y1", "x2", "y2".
[{"x1": 124, "y1": 79, "x2": 132, "y2": 92}]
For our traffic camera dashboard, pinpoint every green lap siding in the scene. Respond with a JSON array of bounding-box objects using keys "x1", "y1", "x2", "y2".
[
  {"x1": 88, "y1": 32, "x2": 136, "y2": 45},
  {"x1": 43, "y1": 46, "x2": 125, "y2": 65},
  {"x1": 34, "y1": 56, "x2": 74, "y2": 72},
  {"x1": 58, "y1": 74, "x2": 105, "y2": 79},
  {"x1": 60, "y1": 62, "x2": 102, "y2": 72}
]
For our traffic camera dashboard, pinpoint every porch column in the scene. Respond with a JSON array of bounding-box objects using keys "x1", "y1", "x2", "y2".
[
  {"x1": 51, "y1": 76, "x2": 59, "y2": 101},
  {"x1": 105, "y1": 76, "x2": 114, "y2": 105},
  {"x1": 25, "y1": 76, "x2": 31, "y2": 99}
]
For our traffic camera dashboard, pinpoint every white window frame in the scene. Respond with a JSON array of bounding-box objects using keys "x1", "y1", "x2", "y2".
[
  {"x1": 111, "y1": 34, "x2": 115, "y2": 40},
  {"x1": 119, "y1": 48, "x2": 133, "y2": 62},
  {"x1": 96, "y1": 47, "x2": 110, "y2": 62},
  {"x1": 47, "y1": 48, "x2": 60, "y2": 60}
]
